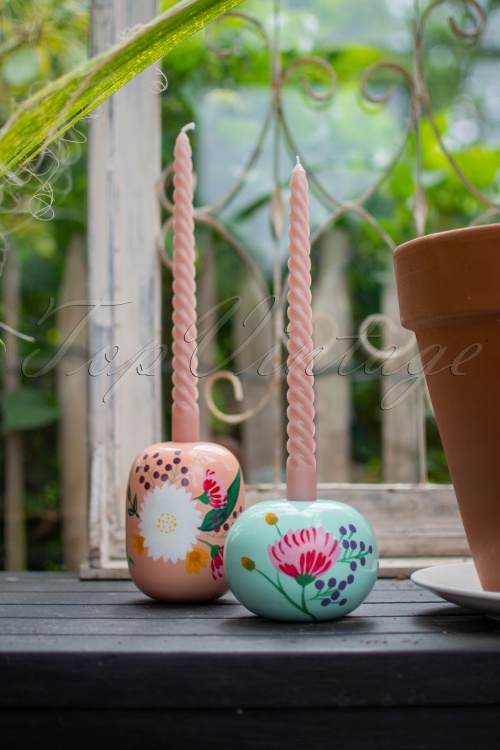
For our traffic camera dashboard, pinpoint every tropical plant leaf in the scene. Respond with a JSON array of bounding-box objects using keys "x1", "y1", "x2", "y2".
[
  {"x1": 1, "y1": 386, "x2": 60, "y2": 432},
  {"x1": 198, "y1": 469, "x2": 241, "y2": 532},
  {"x1": 0, "y1": 0, "x2": 244, "y2": 177}
]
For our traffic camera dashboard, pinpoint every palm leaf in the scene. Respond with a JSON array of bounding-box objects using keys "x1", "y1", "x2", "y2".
[{"x1": 0, "y1": 0, "x2": 243, "y2": 177}]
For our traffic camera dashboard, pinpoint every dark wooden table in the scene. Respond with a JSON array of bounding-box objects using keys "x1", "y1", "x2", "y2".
[{"x1": 1, "y1": 571, "x2": 500, "y2": 749}]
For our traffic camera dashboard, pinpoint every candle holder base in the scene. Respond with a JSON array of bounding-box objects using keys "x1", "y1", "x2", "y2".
[
  {"x1": 225, "y1": 499, "x2": 378, "y2": 622},
  {"x1": 126, "y1": 441, "x2": 244, "y2": 602}
]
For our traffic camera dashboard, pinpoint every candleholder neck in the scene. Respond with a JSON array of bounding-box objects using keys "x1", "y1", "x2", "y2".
[
  {"x1": 286, "y1": 462, "x2": 317, "y2": 502},
  {"x1": 172, "y1": 404, "x2": 200, "y2": 443}
]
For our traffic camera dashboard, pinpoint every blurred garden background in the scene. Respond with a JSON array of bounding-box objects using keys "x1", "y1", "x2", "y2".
[{"x1": 1, "y1": 0, "x2": 500, "y2": 570}]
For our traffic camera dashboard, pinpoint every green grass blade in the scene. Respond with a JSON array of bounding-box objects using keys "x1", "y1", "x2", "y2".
[{"x1": 0, "y1": 0, "x2": 243, "y2": 177}]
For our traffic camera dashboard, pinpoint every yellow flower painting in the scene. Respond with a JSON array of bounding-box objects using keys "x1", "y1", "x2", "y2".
[{"x1": 186, "y1": 547, "x2": 210, "y2": 575}]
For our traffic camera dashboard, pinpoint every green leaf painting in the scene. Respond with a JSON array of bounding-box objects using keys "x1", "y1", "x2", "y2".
[
  {"x1": 127, "y1": 493, "x2": 140, "y2": 519},
  {"x1": 0, "y1": 0, "x2": 244, "y2": 177},
  {"x1": 198, "y1": 468, "x2": 241, "y2": 532}
]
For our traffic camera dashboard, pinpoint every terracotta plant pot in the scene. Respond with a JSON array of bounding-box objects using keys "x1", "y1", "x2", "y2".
[{"x1": 394, "y1": 224, "x2": 500, "y2": 590}]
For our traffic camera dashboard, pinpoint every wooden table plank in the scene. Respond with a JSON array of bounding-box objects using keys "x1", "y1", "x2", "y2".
[
  {"x1": 3, "y1": 705, "x2": 498, "y2": 750},
  {"x1": 0, "y1": 601, "x2": 476, "y2": 622},
  {"x1": 0, "y1": 612, "x2": 491, "y2": 636},
  {"x1": 0, "y1": 571, "x2": 419, "y2": 591},
  {"x1": 1, "y1": 572, "x2": 500, "y2": 750},
  {"x1": 0, "y1": 588, "x2": 443, "y2": 605},
  {"x1": 3, "y1": 647, "x2": 500, "y2": 707},
  {"x1": 2, "y1": 630, "x2": 500, "y2": 653}
]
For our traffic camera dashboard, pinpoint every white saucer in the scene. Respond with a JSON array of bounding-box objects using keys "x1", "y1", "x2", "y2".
[{"x1": 411, "y1": 562, "x2": 500, "y2": 619}]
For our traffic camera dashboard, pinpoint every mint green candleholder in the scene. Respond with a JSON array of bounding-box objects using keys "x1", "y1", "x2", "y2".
[
  {"x1": 225, "y1": 499, "x2": 378, "y2": 622},
  {"x1": 225, "y1": 159, "x2": 378, "y2": 622}
]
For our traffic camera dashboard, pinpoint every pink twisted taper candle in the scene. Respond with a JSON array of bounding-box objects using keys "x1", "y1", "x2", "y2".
[
  {"x1": 172, "y1": 123, "x2": 200, "y2": 442},
  {"x1": 286, "y1": 158, "x2": 317, "y2": 501}
]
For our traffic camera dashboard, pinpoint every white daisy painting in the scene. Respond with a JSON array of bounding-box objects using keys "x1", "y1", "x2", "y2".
[{"x1": 139, "y1": 483, "x2": 202, "y2": 563}]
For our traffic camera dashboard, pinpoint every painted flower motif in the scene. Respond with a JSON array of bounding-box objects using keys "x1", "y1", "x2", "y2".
[
  {"x1": 139, "y1": 483, "x2": 202, "y2": 563},
  {"x1": 202, "y1": 469, "x2": 227, "y2": 508},
  {"x1": 268, "y1": 527, "x2": 340, "y2": 586},
  {"x1": 265, "y1": 513, "x2": 279, "y2": 525},
  {"x1": 186, "y1": 547, "x2": 210, "y2": 575},
  {"x1": 132, "y1": 534, "x2": 146, "y2": 556},
  {"x1": 241, "y1": 557, "x2": 256, "y2": 571},
  {"x1": 211, "y1": 545, "x2": 225, "y2": 580}
]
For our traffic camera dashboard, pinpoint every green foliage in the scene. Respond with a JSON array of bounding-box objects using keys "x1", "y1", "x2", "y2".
[
  {"x1": 1, "y1": 385, "x2": 59, "y2": 432},
  {"x1": 0, "y1": 0, "x2": 88, "y2": 116},
  {"x1": 0, "y1": 0, "x2": 245, "y2": 175}
]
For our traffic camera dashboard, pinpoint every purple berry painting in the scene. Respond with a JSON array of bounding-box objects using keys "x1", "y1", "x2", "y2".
[
  {"x1": 126, "y1": 125, "x2": 245, "y2": 602},
  {"x1": 226, "y1": 500, "x2": 378, "y2": 622},
  {"x1": 127, "y1": 442, "x2": 243, "y2": 601}
]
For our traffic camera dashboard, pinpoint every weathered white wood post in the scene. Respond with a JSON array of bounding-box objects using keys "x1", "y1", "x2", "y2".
[
  {"x1": 234, "y1": 274, "x2": 275, "y2": 483},
  {"x1": 57, "y1": 236, "x2": 88, "y2": 571},
  {"x1": 381, "y1": 267, "x2": 421, "y2": 483},
  {"x1": 2, "y1": 249, "x2": 26, "y2": 570},
  {"x1": 313, "y1": 229, "x2": 352, "y2": 482},
  {"x1": 84, "y1": 0, "x2": 161, "y2": 576}
]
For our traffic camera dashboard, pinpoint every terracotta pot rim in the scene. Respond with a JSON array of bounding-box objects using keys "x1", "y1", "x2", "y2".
[
  {"x1": 394, "y1": 222, "x2": 500, "y2": 330},
  {"x1": 395, "y1": 223, "x2": 500, "y2": 256}
]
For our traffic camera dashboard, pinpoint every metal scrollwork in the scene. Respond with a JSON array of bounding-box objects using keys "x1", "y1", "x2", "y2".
[
  {"x1": 359, "y1": 314, "x2": 416, "y2": 364},
  {"x1": 204, "y1": 370, "x2": 272, "y2": 425},
  {"x1": 158, "y1": 0, "x2": 498, "y2": 484},
  {"x1": 422, "y1": 0, "x2": 485, "y2": 42},
  {"x1": 417, "y1": 0, "x2": 498, "y2": 212},
  {"x1": 360, "y1": 61, "x2": 415, "y2": 108},
  {"x1": 282, "y1": 56, "x2": 337, "y2": 105},
  {"x1": 206, "y1": 11, "x2": 270, "y2": 58}
]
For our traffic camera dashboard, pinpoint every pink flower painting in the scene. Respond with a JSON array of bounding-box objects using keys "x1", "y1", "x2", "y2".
[
  {"x1": 211, "y1": 545, "x2": 225, "y2": 580},
  {"x1": 268, "y1": 527, "x2": 340, "y2": 586},
  {"x1": 203, "y1": 469, "x2": 228, "y2": 509}
]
